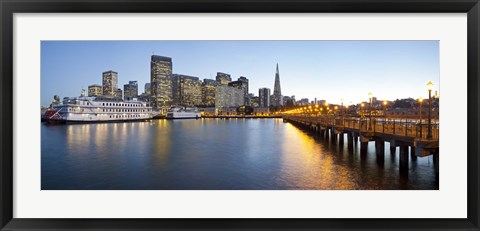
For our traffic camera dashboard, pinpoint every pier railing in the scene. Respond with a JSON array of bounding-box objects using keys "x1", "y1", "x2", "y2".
[{"x1": 283, "y1": 115, "x2": 439, "y2": 140}]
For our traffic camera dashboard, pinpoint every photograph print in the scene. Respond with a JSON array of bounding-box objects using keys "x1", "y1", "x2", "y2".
[{"x1": 41, "y1": 41, "x2": 439, "y2": 190}]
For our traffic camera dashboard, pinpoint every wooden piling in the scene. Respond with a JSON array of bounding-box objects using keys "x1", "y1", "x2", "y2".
[
  {"x1": 410, "y1": 146, "x2": 417, "y2": 161},
  {"x1": 399, "y1": 145, "x2": 409, "y2": 174},
  {"x1": 375, "y1": 139, "x2": 385, "y2": 160}
]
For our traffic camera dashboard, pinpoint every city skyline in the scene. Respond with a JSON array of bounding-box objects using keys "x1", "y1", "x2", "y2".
[{"x1": 41, "y1": 41, "x2": 439, "y2": 107}]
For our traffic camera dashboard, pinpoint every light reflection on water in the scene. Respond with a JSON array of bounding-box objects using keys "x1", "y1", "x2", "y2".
[{"x1": 41, "y1": 118, "x2": 438, "y2": 190}]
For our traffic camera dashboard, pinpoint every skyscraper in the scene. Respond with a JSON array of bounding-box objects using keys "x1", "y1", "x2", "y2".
[
  {"x1": 259, "y1": 88, "x2": 271, "y2": 108},
  {"x1": 272, "y1": 63, "x2": 283, "y2": 106},
  {"x1": 123, "y1": 81, "x2": 138, "y2": 100},
  {"x1": 201, "y1": 79, "x2": 217, "y2": 107},
  {"x1": 172, "y1": 74, "x2": 202, "y2": 106},
  {"x1": 216, "y1": 72, "x2": 231, "y2": 85},
  {"x1": 151, "y1": 55, "x2": 173, "y2": 111},
  {"x1": 215, "y1": 85, "x2": 244, "y2": 109},
  {"x1": 102, "y1": 70, "x2": 118, "y2": 96},
  {"x1": 228, "y1": 76, "x2": 249, "y2": 106}
]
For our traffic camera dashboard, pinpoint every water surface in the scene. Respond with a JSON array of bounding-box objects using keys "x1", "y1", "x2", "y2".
[{"x1": 41, "y1": 118, "x2": 438, "y2": 190}]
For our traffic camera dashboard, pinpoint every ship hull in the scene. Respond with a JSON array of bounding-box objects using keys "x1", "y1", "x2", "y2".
[
  {"x1": 46, "y1": 118, "x2": 154, "y2": 124},
  {"x1": 165, "y1": 116, "x2": 200, "y2": 120},
  {"x1": 166, "y1": 112, "x2": 201, "y2": 119}
]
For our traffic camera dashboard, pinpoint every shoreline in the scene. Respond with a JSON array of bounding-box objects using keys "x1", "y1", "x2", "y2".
[{"x1": 41, "y1": 115, "x2": 282, "y2": 124}]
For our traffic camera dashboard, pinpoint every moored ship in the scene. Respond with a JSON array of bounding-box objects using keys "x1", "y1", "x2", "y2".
[
  {"x1": 42, "y1": 95, "x2": 156, "y2": 123},
  {"x1": 166, "y1": 107, "x2": 201, "y2": 119}
]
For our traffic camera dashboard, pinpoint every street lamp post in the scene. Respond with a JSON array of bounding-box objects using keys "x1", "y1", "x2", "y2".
[
  {"x1": 368, "y1": 92, "x2": 373, "y2": 131},
  {"x1": 418, "y1": 97, "x2": 423, "y2": 123},
  {"x1": 324, "y1": 102, "x2": 328, "y2": 116},
  {"x1": 383, "y1": 101, "x2": 387, "y2": 118},
  {"x1": 382, "y1": 101, "x2": 388, "y2": 132},
  {"x1": 345, "y1": 105, "x2": 349, "y2": 127},
  {"x1": 427, "y1": 81, "x2": 434, "y2": 139},
  {"x1": 334, "y1": 105, "x2": 338, "y2": 125},
  {"x1": 360, "y1": 103, "x2": 365, "y2": 130},
  {"x1": 341, "y1": 98, "x2": 345, "y2": 126}
]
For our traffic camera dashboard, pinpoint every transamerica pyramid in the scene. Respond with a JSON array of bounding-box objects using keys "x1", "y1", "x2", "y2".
[{"x1": 272, "y1": 63, "x2": 282, "y2": 106}]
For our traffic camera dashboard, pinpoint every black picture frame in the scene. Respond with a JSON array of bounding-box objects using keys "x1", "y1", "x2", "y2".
[{"x1": 1, "y1": 0, "x2": 479, "y2": 230}]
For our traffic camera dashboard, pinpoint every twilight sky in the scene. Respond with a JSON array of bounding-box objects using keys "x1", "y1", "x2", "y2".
[{"x1": 41, "y1": 41, "x2": 439, "y2": 107}]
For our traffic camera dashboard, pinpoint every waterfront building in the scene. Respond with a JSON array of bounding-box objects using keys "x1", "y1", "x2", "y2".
[
  {"x1": 228, "y1": 76, "x2": 249, "y2": 106},
  {"x1": 237, "y1": 105, "x2": 254, "y2": 115},
  {"x1": 172, "y1": 74, "x2": 202, "y2": 106},
  {"x1": 123, "y1": 81, "x2": 138, "y2": 101},
  {"x1": 102, "y1": 70, "x2": 118, "y2": 96},
  {"x1": 88, "y1": 84, "x2": 102, "y2": 97},
  {"x1": 216, "y1": 72, "x2": 231, "y2": 85},
  {"x1": 271, "y1": 63, "x2": 283, "y2": 106},
  {"x1": 201, "y1": 78, "x2": 217, "y2": 107},
  {"x1": 216, "y1": 106, "x2": 238, "y2": 116},
  {"x1": 198, "y1": 107, "x2": 216, "y2": 116},
  {"x1": 259, "y1": 88, "x2": 271, "y2": 108},
  {"x1": 254, "y1": 107, "x2": 270, "y2": 115},
  {"x1": 215, "y1": 85, "x2": 244, "y2": 110},
  {"x1": 151, "y1": 55, "x2": 173, "y2": 111}
]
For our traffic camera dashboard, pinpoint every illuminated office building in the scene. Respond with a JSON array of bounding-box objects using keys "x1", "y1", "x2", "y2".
[
  {"x1": 228, "y1": 76, "x2": 249, "y2": 106},
  {"x1": 151, "y1": 55, "x2": 173, "y2": 111},
  {"x1": 102, "y1": 70, "x2": 118, "y2": 96},
  {"x1": 216, "y1": 72, "x2": 231, "y2": 85},
  {"x1": 115, "y1": 88, "x2": 123, "y2": 99},
  {"x1": 250, "y1": 95, "x2": 260, "y2": 108},
  {"x1": 88, "y1": 84, "x2": 102, "y2": 97},
  {"x1": 259, "y1": 88, "x2": 271, "y2": 108},
  {"x1": 201, "y1": 79, "x2": 217, "y2": 107},
  {"x1": 215, "y1": 85, "x2": 244, "y2": 109},
  {"x1": 123, "y1": 81, "x2": 138, "y2": 101},
  {"x1": 172, "y1": 74, "x2": 202, "y2": 106}
]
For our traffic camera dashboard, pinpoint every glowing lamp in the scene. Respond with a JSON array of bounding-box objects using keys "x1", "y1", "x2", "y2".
[{"x1": 427, "y1": 81, "x2": 434, "y2": 91}]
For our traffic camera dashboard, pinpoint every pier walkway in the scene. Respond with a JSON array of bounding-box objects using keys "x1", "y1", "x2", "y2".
[{"x1": 282, "y1": 115, "x2": 439, "y2": 173}]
